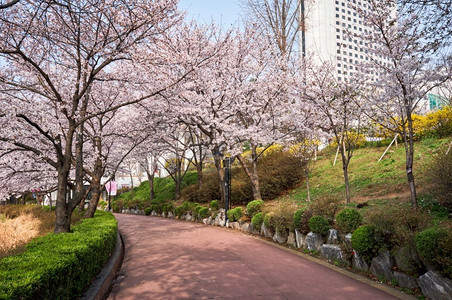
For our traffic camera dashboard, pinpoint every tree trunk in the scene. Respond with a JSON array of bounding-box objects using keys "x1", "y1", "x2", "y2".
[
  {"x1": 212, "y1": 146, "x2": 225, "y2": 203},
  {"x1": 146, "y1": 171, "x2": 155, "y2": 202},
  {"x1": 236, "y1": 151, "x2": 262, "y2": 201},
  {"x1": 405, "y1": 115, "x2": 418, "y2": 210},
  {"x1": 55, "y1": 167, "x2": 71, "y2": 233},
  {"x1": 84, "y1": 176, "x2": 101, "y2": 218},
  {"x1": 196, "y1": 162, "x2": 203, "y2": 191},
  {"x1": 340, "y1": 143, "x2": 351, "y2": 204},
  {"x1": 305, "y1": 164, "x2": 311, "y2": 202}
]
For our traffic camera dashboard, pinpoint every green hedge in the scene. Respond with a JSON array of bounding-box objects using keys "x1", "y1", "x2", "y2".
[{"x1": 0, "y1": 211, "x2": 117, "y2": 299}]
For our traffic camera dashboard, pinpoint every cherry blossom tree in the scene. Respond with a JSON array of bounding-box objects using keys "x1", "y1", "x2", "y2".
[
  {"x1": 0, "y1": 0, "x2": 182, "y2": 233},
  {"x1": 354, "y1": 0, "x2": 452, "y2": 209},
  {"x1": 304, "y1": 61, "x2": 364, "y2": 204}
]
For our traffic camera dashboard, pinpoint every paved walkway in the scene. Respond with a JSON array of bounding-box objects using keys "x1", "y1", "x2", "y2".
[{"x1": 109, "y1": 214, "x2": 404, "y2": 299}]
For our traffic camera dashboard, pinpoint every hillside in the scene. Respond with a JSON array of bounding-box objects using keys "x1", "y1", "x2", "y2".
[{"x1": 278, "y1": 138, "x2": 451, "y2": 206}]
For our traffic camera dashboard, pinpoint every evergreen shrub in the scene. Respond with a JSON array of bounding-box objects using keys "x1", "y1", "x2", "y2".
[
  {"x1": 210, "y1": 200, "x2": 220, "y2": 211},
  {"x1": 246, "y1": 199, "x2": 265, "y2": 217},
  {"x1": 335, "y1": 208, "x2": 363, "y2": 233},
  {"x1": 251, "y1": 212, "x2": 264, "y2": 230},
  {"x1": 351, "y1": 225, "x2": 381, "y2": 264},
  {"x1": 416, "y1": 226, "x2": 452, "y2": 279},
  {"x1": 309, "y1": 215, "x2": 330, "y2": 235},
  {"x1": 0, "y1": 211, "x2": 117, "y2": 299},
  {"x1": 227, "y1": 207, "x2": 243, "y2": 222},
  {"x1": 198, "y1": 207, "x2": 209, "y2": 219},
  {"x1": 144, "y1": 207, "x2": 152, "y2": 216}
]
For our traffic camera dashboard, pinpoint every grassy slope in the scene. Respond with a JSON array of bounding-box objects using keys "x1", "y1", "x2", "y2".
[{"x1": 278, "y1": 137, "x2": 451, "y2": 205}]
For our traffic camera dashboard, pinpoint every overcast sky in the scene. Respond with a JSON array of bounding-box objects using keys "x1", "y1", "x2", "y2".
[{"x1": 178, "y1": 0, "x2": 243, "y2": 28}]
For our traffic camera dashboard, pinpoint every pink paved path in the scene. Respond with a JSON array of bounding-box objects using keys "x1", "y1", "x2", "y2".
[{"x1": 109, "y1": 214, "x2": 402, "y2": 299}]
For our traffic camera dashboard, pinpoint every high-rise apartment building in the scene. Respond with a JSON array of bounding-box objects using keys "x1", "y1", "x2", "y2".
[{"x1": 303, "y1": 0, "x2": 391, "y2": 82}]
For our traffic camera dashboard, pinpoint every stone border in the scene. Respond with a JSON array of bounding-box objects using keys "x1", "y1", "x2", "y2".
[{"x1": 81, "y1": 230, "x2": 125, "y2": 300}]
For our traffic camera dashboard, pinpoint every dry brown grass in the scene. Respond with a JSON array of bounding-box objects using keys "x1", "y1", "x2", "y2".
[
  {"x1": 0, "y1": 205, "x2": 56, "y2": 258},
  {"x1": 0, "y1": 214, "x2": 41, "y2": 258}
]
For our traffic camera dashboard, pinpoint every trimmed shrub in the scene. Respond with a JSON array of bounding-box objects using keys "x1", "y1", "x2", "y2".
[
  {"x1": 210, "y1": 200, "x2": 220, "y2": 211},
  {"x1": 0, "y1": 211, "x2": 117, "y2": 299},
  {"x1": 174, "y1": 206, "x2": 184, "y2": 218},
  {"x1": 162, "y1": 203, "x2": 174, "y2": 214},
  {"x1": 251, "y1": 212, "x2": 264, "y2": 230},
  {"x1": 227, "y1": 207, "x2": 243, "y2": 222},
  {"x1": 335, "y1": 208, "x2": 363, "y2": 233},
  {"x1": 416, "y1": 226, "x2": 452, "y2": 279},
  {"x1": 351, "y1": 225, "x2": 381, "y2": 264},
  {"x1": 198, "y1": 207, "x2": 209, "y2": 219},
  {"x1": 309, "y1": 215, "x2": 330, "y2": 235},
  {"x1": 144, "y1": 207, "x2": 152, "y2": 216},
  {"x1": 246, "y1": 199, "x2": 265, "y2": 217}
]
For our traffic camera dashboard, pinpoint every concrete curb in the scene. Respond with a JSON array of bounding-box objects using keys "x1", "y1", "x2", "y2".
[{"x1": 81, "y1": 230, "x2": 124, "y2": 300}]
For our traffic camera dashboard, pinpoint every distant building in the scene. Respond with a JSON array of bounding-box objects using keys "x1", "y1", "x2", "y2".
[{"x1": 303, "y1": 0, "x2": 395, "y2": 82}]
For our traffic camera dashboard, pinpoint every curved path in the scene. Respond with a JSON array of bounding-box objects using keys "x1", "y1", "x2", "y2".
[{"x1": 109, "y1": 214, "x2": 407, "y2": 300}]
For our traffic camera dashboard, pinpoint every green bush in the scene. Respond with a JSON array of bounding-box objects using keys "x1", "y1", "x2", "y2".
[
  {"x1": 0, "y1": 211, "x2": 117, "y2": 299},
  {"x1": 366, "y1": 205, "x2": 430, "y2": 248},
  {"x1": 227, "y1": 207, "x2": 243, "y2": 222},
  {"x1": 246, "y1": 199, "x2": 265, "y2": 217},
  {"x1": 335, "y1": 208, "x2": 363, "y2": 233},
  {"x1": 198, "y1": 207, "x2": 209, "y2": 219},
  {"x1": 293, "y1": 209, "x2": 304, "y2": 230},
  {"x1": 309, "y1": 215, "x2": 330, "y2": 235},
  {"x1": 416, "y1": 226, "x2": 452, "y2": 279},
  {"x1": 174, "y1": 206, "x2": 184, "y2": 218},
  {"x1": 251, "y1": 212, "x2": 264, "y2": 229},
  {"x1": 263, "y1": 212, "x2": 275, "y2": 229},
  {"x1": 162, "y1": 203, "x2": 174, "y2": 214},
  {"x1": 351, "y1": 225, "x2": 381, "y2": 264},
  {"x1": 210, "y1": 200, "x2": 220, "y2": 211},
  {"x1": 144, "y1": 207, "x2": 152, "y2": 215}
]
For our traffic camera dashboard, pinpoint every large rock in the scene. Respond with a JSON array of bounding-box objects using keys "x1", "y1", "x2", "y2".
[
  {"x1": 167, "y1": 212, "x2": 174, "y2": 219},
  {"x1": 327, "y1": 229, "x2": 340, "y2": 244},
  {"x1": 352, "y1": 250, "x2": 369, "y2": 272},
  {"x1": 273, "y1": 230, "x2": 288, "y2": 244},
  {"x1": 393, "y1": 271, "x2": 418, "y2": 289},
  {"x1": 393, "y1": 247, "x2": 425, "y2": 277},
  {"x1": 240, "y1": 222, "x2": 251, "y2": 233},
  {"x1": 249, "y1": 223, "x2": 260, "y2": 235},
  {"x1": 295, "y1": 229, "x2": 306, "y2": 249},
  {"x1": 344, "y1": 233, "x2": 352, "y2": 247},
  {"x1": 232, "y1": 222, "x2": 241, "y2": 230},
  {"x1": 305, "y1": 232, "x2": 323, "y2": 252},
  {"x1": 321, "y1": 244, "x2": 349, "y2": 265},
  {"x1": 369, "y1": 250, "x2": 394, "y2": 282},
  {"x1": 261, "y1": 223, "x2": 274, "y2": 238},
  {"x1": 287, "y1": 232, "x2": 296, "y2": 247},
  {"x1": 417, "y1": 271, "x2": 452, "y2": 300}
]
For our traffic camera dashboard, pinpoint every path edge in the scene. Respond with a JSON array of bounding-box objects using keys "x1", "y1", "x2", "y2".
[{"x1": 81, "y1": 229, "x2": 125, "y2": 300}]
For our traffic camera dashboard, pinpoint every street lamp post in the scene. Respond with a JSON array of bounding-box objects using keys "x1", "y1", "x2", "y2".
[{"x1": 223, "y1": 156, "x2": 233, "y2": 222}]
